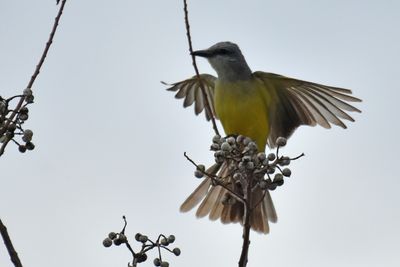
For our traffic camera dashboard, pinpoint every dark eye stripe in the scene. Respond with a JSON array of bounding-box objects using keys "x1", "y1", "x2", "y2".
[{"x1": 216, "y1": 48, "x2": 231, "y2": 55}]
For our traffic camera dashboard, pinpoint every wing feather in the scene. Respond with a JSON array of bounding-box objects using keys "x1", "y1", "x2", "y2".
[
  {"x1": 290, "y1": 90, "x2": 330, "y2": 128},
  {"x1": 296, "y1": 87, "x2": 346, "y2": 128},
  {"x1": 298, "y1": 86, "x2": 355, "y2": 121},
  {"x1": 254, "y1": 72, "x2": 361, "y2": 147},
  {"x1": 166, "y1": 74, "x2": 217, "y2": 120},
  {"x1": 183, "y1": 83, "x2": 196, "y2": 107},
  {"x1": 308, "y1": 85, "x2": 362, "y2": 111},
  {"x1": 174, "y1": 81, "x2": 193, "y2": 99},
  {"x1": 194, "y1": 86, "x2": 204, "y2": 115}
]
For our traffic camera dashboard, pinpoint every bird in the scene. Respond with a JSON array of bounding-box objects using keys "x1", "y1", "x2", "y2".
[{"x1": 166, "y1": 41, "x2": 361, "y2": 234}]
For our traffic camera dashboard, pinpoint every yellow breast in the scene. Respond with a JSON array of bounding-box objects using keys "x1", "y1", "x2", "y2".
[{"x1": 214, "y1": 78, "x2": 271, "y2": 151}]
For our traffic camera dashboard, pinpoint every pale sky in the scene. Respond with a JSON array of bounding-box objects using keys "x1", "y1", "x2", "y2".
[{"x1": 1, "y1": 1, "x2": 399, "y2": 267}]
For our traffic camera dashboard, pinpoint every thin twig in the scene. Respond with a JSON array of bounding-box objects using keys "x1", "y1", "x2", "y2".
[
  {"x1": 120, "y1": 216, "x2": 137, "y2": 262},
  {"x1": 0, "y1": 219, "x2": 23, "y2": 267},
  {"x1": 182, "y1": 0, "x2": 220, "y2": 136},
  {"x1": 121, "y1": 215, "x2": 128, "y2": 234},
  {"x1": 0, "y1": 0, "x2": 67, "y2": 156},
  {"x1": 291, "y1": 152, "x2": 305, "y2": 161},
  {"x1": 6, "y1": 95, "x2": 24, "y2": 102},
  {"x1": 125, "y1": 241, "x2": 137, "y2": 263}
]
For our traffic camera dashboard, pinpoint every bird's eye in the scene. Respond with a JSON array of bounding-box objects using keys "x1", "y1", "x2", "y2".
[{"x1": 218, "y1": 48, "x2": 230, "y2": 55}]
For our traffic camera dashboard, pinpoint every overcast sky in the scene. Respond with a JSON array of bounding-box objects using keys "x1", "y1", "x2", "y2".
[{"x1": 1, "y1": 1, "x2": 399, "y2": 267}]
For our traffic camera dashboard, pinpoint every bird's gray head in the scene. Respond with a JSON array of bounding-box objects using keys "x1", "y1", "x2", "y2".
[{"x1": 192, "y1": 42, "x2": 252, "y2": 81}]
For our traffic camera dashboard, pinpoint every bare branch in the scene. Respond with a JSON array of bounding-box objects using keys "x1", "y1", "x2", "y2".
[
  {"x1": 0, "y1": 219, "x2": 23, "y2": 267},
  {"x1": 238, "y1": 202, "x2": 251, "y2": 267},
  {"x1": 0, "y1": 0, "x2": 67, "y2": 156},
  {"x1": 182, "y1": 0, "x2": 220, "y2": 136}
]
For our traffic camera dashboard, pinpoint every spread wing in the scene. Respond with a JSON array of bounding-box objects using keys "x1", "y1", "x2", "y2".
[
  {"x1": 253, "y1": 71, "x2": 362, "y2": 147},
  {"x1": 165, "y1": 74, "x2": 217, "y2": 121}
]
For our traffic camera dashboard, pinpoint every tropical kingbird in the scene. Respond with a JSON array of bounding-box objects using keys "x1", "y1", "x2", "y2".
[{"x1": 167, "y1": 41, "x2": 361, "y2": 233}]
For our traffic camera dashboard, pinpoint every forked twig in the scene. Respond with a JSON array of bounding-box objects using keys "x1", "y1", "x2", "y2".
[{"x1": 183, "y1": 152, "x2": 245, "y2": 203}]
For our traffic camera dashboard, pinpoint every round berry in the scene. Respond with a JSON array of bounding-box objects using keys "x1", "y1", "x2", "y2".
[
  {"x1": 242, "y1": 155, "x2": 251, "y2": 162},
  {"x1": 139, "y1": 235, "x2": 148, "y2": 243},
  {"x1": 103, "y1": 237, "x2": 113, "y2": 247},
  {"x1": 247, "y1": 142, "x2": 258, "y2": 151},
  {"x1": 19, "y1": 113, "x2": 29, "y2": 121},
  {"x1": 243, "y1": 137, "x2": 251, "y2": 146},
  {"x1": 118, "y1": 234, "x2": 127, "y2": 243},
  {"x1": 194, "y1": 170, "x2": 204, "y2": 179},
  {"x1": 18, "y1": 145, "x2": 27, "y2": 153},
  {"x1": 212, "y1": 135, "x2": 221, "y2": 143},
  {"x1": 273, "y1": 173, "x2": 284, "y2": 186},
  {"x1": 267, "y1": 166, "x2": 275, "y2": 174},
  {"x1": 197, "y1": 164, "x2": 205, "y2": 171},
  {"x1": 280, "y1": 156, "x2": 291, "y2": 166},
  {"x1": 173, "y1": 247, "x2": 181, "y2": 256},
  {"x1": 20, "y1": 107, "x2": 29, "y2": 114},
  {"x1": 233, "y1": 172, "x2": 242, "y2": 180},
  {"x1": 269, "y1": 183, "x2": 277, "y2": 190},
  {"x1": 246, "y1": 161, "x2": 255, "y2": 170},
  {"x1": 7, "y1": 123, "x2": 16, "y2": 132},
  {"x1": 113, "y1": 238, "x2": 122, "y2": 246},
  {"x1": 210, "y1": 143, "x2": 220, "y2": 150},
  {"x1": 137, "y1": 253, "x2": 147, "y2": 263},
  {"x1": 257, "y1": 152, "x2": 266, "y2": 161},
  {"x1": 236, "y1": 135, "x2": 244, "y2": 143},
  {"x1": 108, "y1": 232, "x2": 117, "y2": 240},
  {"x1": 276, "y1": 137, "x2": 287, "y2": 147},
  {"x1": 25, "y1": 94, "x2": 34, "y2": 103},
  {"x1": 167, "y1": 235, "x2": 175, "y2": 243},
  {"x1": 282, "y1": 168, "x2": 291, "y2": 177},
  {"x1": 135, "y1": 233, "x2": 142, "y2": 241},
  {"x1": 259, "y1": 180, "x2": 268, "y2": 190},
  {"x1": 25, "y1": 142, "x2": 35, "y2": 150},
  {"x1": 153, "y1": 258, "x2": 161, "y2": 266},
  {"x1": 23, "y1": 88, "x2": 32, "y2": 96},
  {"x1": 221, "y1": 142, "x2": 232, "y2": 152},
  {"x1": 226, "y1": 136, "x2": 236, "y2": 145},
  {"x1": 267, "y1": 153, "x2": 276, "y2": 161}
]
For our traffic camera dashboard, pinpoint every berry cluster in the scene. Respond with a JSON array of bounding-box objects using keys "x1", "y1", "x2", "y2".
[
  {"x1": 193, "y1": 135, "x2": 302, "y2": 194},
  {"x1": 0, "y1": 89, "x2": 35, "y2": 155},
  {"x1": 103, "y1": 217, "x2": 180, "y2": 267}
]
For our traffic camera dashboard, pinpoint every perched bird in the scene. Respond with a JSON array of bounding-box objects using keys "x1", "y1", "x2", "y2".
[{"x1": 167, "y1": 41, "x2": 361, "y2": 233}]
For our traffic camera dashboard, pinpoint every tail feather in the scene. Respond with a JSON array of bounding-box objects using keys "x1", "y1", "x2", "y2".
[
  {"x1": 196, "y1": 184, "x2": 220, "y2": 217},
  {"x1": 180, "y1": 178, "x2": 212, "y2": 212},
  {"x1": 180, "y1": 164, "x2": 220, "y2": 212},
  {"x1": 180, "y1": 163, "x2": 277, "y2": 234},
  {"x1": 264, "y1": 188, "x2": 277, "y2": 223},
  {"x1": 196, "y1": 163, "x2": 228, "y2": 217},
  {"x1": 208, "y1": 186, "x2": 225, "y2": 220},
  {"x1": 228, "y1": 199, "x2": 244, "y2": 223}
]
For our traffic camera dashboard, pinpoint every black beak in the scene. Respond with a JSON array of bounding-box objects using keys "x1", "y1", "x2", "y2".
[{"x1": 191, "y1": 49, "x2": 213, "y2": 58}]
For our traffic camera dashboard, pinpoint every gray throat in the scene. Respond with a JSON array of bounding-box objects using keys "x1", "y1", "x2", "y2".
[{"x1": 213, "y1": 62, "x2": 253, "y2": 82}]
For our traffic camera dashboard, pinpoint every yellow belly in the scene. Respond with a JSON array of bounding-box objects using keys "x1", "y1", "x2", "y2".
[{"x1": 214, "y1": 78, "x2": 271, "y2": 151}]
